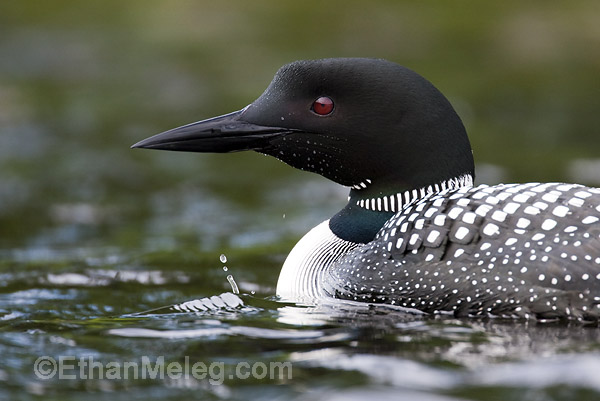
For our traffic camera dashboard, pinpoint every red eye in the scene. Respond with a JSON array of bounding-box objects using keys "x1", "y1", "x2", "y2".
[{"x1": 312, "y1": 96, "x2": 334, "y2": 115}]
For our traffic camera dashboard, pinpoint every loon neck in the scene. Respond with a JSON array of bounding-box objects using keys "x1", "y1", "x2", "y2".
[
  {"x1": 330, "y1": 174, "x2": 474, "y2": 244},
  {"x1": 349, "y1": 174, "x2": 474, "y2": 213}
]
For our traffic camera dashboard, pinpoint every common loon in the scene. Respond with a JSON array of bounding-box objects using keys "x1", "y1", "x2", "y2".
[{"x1": 133, "y1": 58, "x2": 600, "y2": 321}]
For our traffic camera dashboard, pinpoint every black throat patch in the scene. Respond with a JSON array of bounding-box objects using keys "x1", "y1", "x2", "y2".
[{"x1": 329, "y1": 202, "x2": 394, "y2": 244}]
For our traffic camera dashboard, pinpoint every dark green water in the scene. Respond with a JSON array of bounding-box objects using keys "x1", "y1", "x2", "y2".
[{"x1": 2, "y1": 2, "x2": 600, "y2": 400}]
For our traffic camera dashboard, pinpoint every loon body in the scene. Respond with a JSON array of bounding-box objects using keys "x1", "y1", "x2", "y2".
[{"x1": 133, "y1": 58, "x2": 600, "y2": 320}]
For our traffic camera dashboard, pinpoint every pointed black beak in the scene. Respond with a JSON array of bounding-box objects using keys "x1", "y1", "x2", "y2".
[{"x1": 131, "y1": 109, "x2": 298, "y2": 153}]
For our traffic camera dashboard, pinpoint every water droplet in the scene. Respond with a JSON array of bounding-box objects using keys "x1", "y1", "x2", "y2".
[
  {"x1": 222, "y1": 266, "x2": 228, "y2": 272},
  {"x1": 227, "y1": 274, "x2": 239, "y2": 294},
  {"x1": 219, "y1": 254, "x2": 227, "y2": 263},
  {"x1": 282, "y1": 214, "x2": 286, "y2": 219}
]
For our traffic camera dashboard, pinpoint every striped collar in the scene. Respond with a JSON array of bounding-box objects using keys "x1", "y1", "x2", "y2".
[{"x1": 353, "y1": 174, "x2": 474, "y2": 213}]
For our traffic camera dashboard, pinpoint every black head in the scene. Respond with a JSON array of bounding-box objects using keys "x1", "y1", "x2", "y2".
[{"x1": 133, "y1": 58, "x2": 474, "y2": 197}]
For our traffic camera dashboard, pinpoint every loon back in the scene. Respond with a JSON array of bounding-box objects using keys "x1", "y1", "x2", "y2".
[
  {"x1": 325, "y1": 183, "x2": 600, "y2": 320},
  {"x1": 133, "y1": 58, "x2": 600, "y2": 321}
]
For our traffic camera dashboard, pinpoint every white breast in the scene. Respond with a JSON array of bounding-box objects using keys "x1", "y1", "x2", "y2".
[{"x1": 276, "y1": 219, "x2": 361, "y2": 303}]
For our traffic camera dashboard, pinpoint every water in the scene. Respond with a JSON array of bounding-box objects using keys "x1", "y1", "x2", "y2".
[
  {"x1": 2, "y1": 260, "x2": 600, "y2": 400},
  {"x1": 226, "y1": 275, "x2": 239, "y2": 295},
  {"x1": 2, "y1": 2, "x2": 600, "y2": 400}
]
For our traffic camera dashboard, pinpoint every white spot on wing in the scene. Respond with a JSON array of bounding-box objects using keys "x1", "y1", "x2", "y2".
[
  {"x1": 542, "y1": 192, "x2": 559, "y2": 203},
  {"x1": 541, "y1": 219, "x2": 557, "y2": 230},
  {"x1": 568, "y1": 197, "x2": 584, "y2": 207},
  {"x1": 532, "y1": 233, "x2": 545, "y2": 241},
  {"x1": 491, "y1": 210, "x2": 507, "y2": 222},
  {"x1": 462, "y1": 212, "x2": 477, "y2": 224},
  {"x1": 448, "y1": 207, "x2": 463, "y2": 219},
  {"x1": 454, "y1": 227, "x2": 470, "y2": 240},
  {"x1": 552, "y1": 205, "x2": 569, "y2": 218},
  {"x1": 523, "y1": 206, "x2": 540, "y2": 215},
  {"x1": 426, "y1": 230, "x2": 440, "y2": 243},
  {"x1": 434, "y1": 215, "x2": 446, "y2": 226},
  {"x1": 475, "y1": 204, "x2": 493, "y2": 216},
  {"x1": 483, "y1": 223, "x2": 500, "y2": 236},
  {"x1": 503, "y1": 202, "x2": 520, "y2": 214},
  {"x1": 513, "y1": 193, "x2": 530, "y2": 203}
]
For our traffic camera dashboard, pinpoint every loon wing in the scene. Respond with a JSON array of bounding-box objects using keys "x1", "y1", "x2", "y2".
[{"x1": 324, "y1": 183, "x2": 600, "y2": 320}]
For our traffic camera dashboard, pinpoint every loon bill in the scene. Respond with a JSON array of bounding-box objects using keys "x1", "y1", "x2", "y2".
[{"x1": 133, "y1": 58, "x2": 600, "y2": 321}]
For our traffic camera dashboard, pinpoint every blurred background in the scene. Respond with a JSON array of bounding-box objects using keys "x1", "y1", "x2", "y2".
[{"x1": 1, "y1": 1, "x2": 599, "y2": 256}]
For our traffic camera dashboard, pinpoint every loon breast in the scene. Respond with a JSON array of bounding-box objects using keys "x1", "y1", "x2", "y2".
[{"x1": 276, "y1": 220, "x2": 360, "y2": 302}]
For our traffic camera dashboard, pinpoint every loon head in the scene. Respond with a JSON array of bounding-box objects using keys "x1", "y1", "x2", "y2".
[{"x1": 133, "y1": 58, "x2": 474, "y2": 200}]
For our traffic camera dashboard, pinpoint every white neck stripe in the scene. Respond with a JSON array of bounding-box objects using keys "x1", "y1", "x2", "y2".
[
  {"x1": 356, "y1": 174, "x2": 474, "y2": 213},
  {"x1": 351, "y1": 178, "x2": 373, "y2": 191}
]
